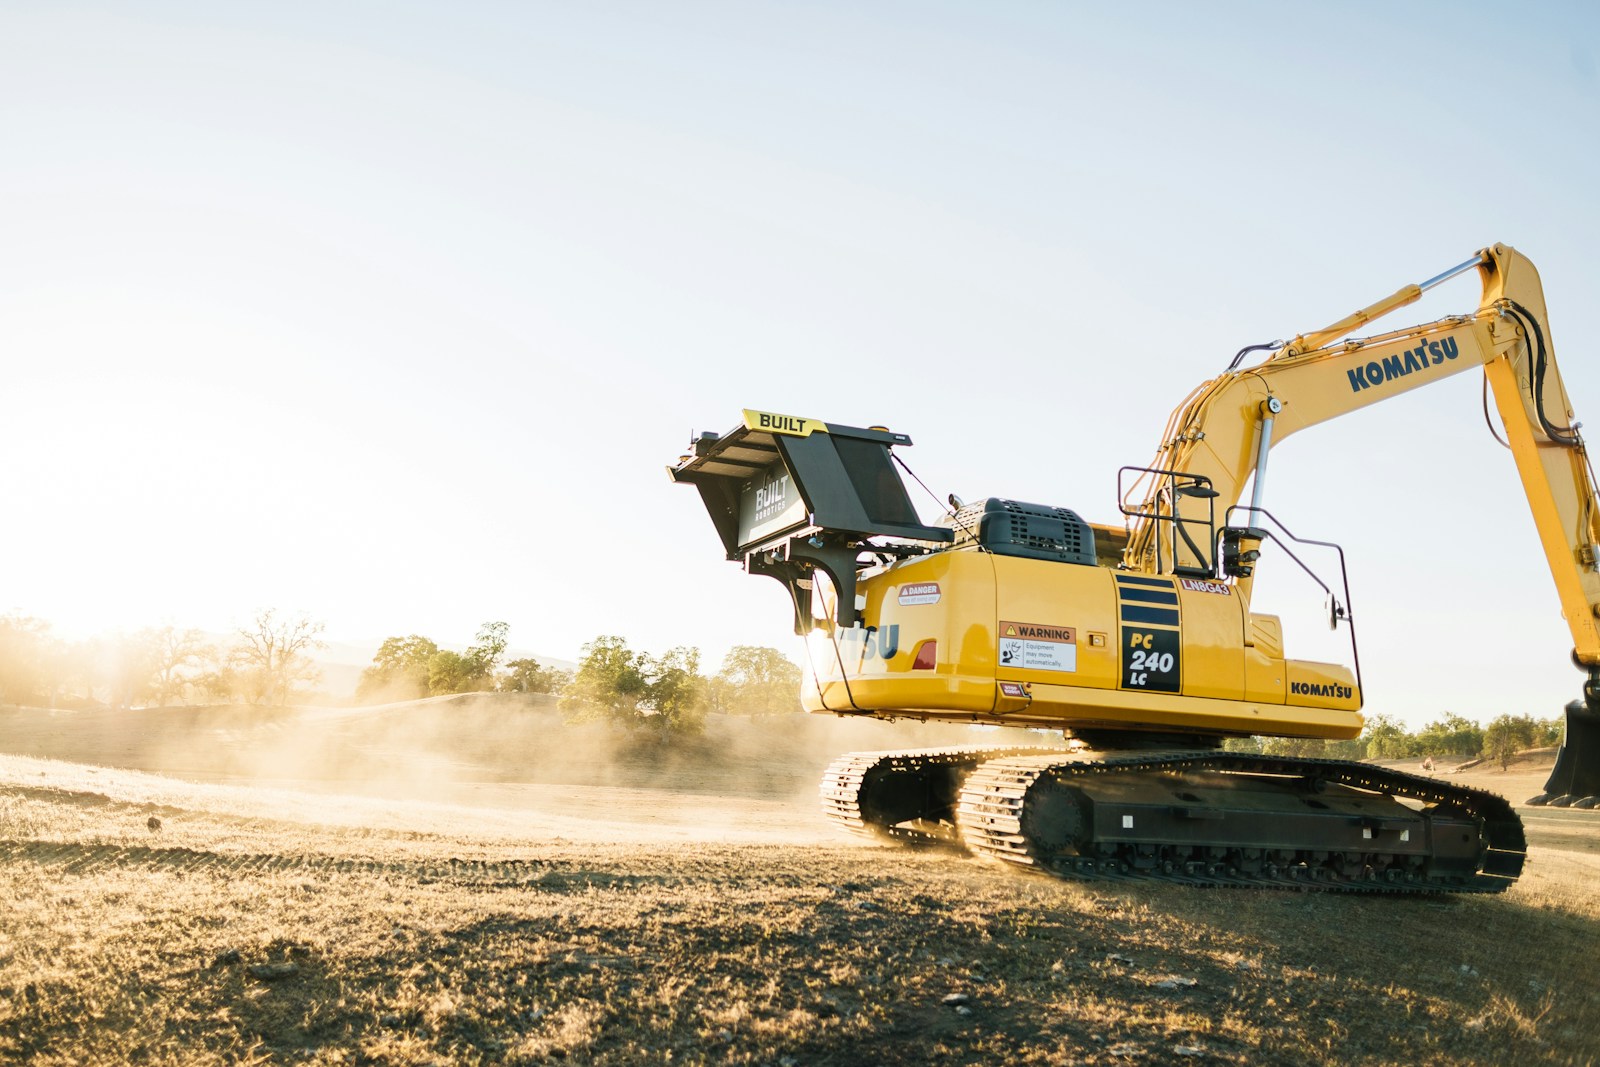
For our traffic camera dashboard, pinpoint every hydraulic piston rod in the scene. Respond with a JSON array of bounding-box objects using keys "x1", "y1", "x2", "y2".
[
  {"x1": 1246, "y1": 396, "x2": 1282, "y2": 523},
  {"x1": 1282, "y1": 252, "x2": 1490, "y2": 357}
]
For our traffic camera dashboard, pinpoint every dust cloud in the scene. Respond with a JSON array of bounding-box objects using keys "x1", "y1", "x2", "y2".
[{"x1": 0, "y1": 696, "x2": 1008, "y2": 845}]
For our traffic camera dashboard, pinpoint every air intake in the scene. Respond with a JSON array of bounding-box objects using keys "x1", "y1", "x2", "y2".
[{"x1": 951, "y1": 498, "x2": 1096, "y2": 565}]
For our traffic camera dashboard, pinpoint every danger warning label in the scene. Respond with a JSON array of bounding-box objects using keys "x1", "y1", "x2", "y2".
[
  {"x1": 998, "y1": 620, "x2": 1077, "y2": 673},
  {"x1": 898, "y1": 582, "x2": 941, "y2": 606}
]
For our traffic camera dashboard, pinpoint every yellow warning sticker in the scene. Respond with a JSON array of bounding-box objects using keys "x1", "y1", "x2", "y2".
[
  {"x1": 998, "y1": 620, "x2": 1077, "y2": 672},
  {"x1": 1000, "y1": 621, "x2": 1076, "y2": 643}
]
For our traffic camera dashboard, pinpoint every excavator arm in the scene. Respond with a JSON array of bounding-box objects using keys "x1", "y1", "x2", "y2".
[{"x1": 1124, "y1": 243, "x2": 1600, "y2": 804}]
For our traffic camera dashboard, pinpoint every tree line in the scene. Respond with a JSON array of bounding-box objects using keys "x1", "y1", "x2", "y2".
[
  {"x1": 0, "y1": 610, "x2": 804, "y2": 722},
  {"x1": 0, "y1": 610, "x2": 1564, "y2": 766},
  {"x1": 0, "y1": 609, "x2": 325, "y2": 708},
  {"x1": 354, "y1": 621, "x2": 565, "y2": 701},
  {"x1": 553, "y1": 637, "x2": 802, "y2": 735},
  {"x1": 358, "y1": 630, "x2": 802, "y2": 732},
  {"x1": 1227, "y1": 711, "x2": 1565, "y2": 770}
]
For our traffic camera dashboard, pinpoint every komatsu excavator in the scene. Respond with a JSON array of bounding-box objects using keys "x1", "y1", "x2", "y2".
[{"x1": 670, "y1": 243, "x2": 1600, "y2": 893}]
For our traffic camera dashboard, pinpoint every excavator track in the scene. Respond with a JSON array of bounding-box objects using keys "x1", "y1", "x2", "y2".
[
  {"x1": 956, "y1": 751, "x2": 1527, "y2": 894},
  {"x1": 820, "y1": 746, "x2": 1061, "y2": 844}
]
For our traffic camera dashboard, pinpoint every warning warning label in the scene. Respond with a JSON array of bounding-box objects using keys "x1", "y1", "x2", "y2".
[{"x1": 998, "y1": 620, "x2": 1077, "y2": 673}]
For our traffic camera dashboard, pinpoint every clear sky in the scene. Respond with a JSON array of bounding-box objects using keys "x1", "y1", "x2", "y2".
[{"x1": 1, "y1": 1, "x2": 1597, "y2": 726}]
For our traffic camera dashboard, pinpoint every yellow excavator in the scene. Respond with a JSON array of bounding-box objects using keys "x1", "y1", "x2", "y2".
[{"x1": 671, "y1": 243, "x2": 1600, "y2": 893}]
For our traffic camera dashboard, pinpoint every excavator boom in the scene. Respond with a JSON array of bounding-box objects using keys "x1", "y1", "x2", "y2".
[
  {"x1": 1127, "y1": 245, "x2": 1600, "y2": 676},
  {"x1": 1120, "y1": 244, "x2": 1600, "y2": 804}
]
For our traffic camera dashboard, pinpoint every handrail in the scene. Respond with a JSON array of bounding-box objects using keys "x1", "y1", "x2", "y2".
[
  {"x1": 1224, "y1": 506, "x2": 1363, "y2": 704},
  {"x1": 1118, "y1": 465, "x2": 1218, "y2": 576}
]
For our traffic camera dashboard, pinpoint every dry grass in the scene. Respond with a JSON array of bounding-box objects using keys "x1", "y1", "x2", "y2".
[{"x1": 0, "y1": 704, "x2": 1597, "y2": 1066}]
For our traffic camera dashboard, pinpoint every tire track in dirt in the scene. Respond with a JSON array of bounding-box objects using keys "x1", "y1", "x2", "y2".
[
  {"x1": 3, "y1": 783, "x2": 194, "y2": 819},
  {"x1": 0, "y1": 838, "x2": 661, "y2": 888}
]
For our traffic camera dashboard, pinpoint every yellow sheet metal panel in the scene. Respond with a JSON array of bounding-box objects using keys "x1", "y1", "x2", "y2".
[
  {"x1": 875, "y1": 550, "x2": 1001, "y2": 680},
  {"x1": 800, "y1": 550, "x2": 1360, "y2": 736},
  {"x1": 991, "y1": 555, "x2": 1118, "y2": 690},
  {"x1": 975, "y1": 680, "x2": 1360, "y2": 739},
  {"x1": 1245, "y1": 613, "x2": 1283, "y2": 656},
  {"x1": 1243, "y1": 614, "x2": 1286, "y2": 703},
  {"x1": 806, "y1": 704, "x2": 1360, "y2": 738},
  {"x1": 1284, "y1": 660, "x2": 1360, "y2": 711},
  {"x1": 803, "y1": 671, "x2": 1001, "y2": 715},
  {"x1": 1173, "y1": 578, "x2": 1245, "y2": 701},
  {"x1": 803, "y1": 551, "x2": 1000, "y2": 715}
]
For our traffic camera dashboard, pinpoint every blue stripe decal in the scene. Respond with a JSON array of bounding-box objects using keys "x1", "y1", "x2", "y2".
[
  {"x1": 1114, "y1": 574, "x2": 1174, "y2": 588},
  {"x1": 1118, "y1": 587, "x2": 1179, "y2": 606},
  {"x1": 1120, "y1": 605, "x2": 1181, "y2": 626}
]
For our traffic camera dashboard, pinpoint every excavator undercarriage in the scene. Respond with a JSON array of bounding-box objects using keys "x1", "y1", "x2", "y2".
[{"x1": 823, "y1": 744, "x2": 1526, "y2": 893}]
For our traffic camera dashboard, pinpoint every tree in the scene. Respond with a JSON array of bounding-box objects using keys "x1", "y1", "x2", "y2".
[
  {"x1": 560, "y1": 636, "x2": 707, "y2": 734},
  {"x1": 467, "y1": 621, "x2": 510, "y2": 676},
  {"x1": 145, "y1": 626, "x2": 213, "y2": 706},
  {"x1": 1323, "y1": 737, "x2": 1367, "y2": 761},
  {"x1": 501, "y1": 658, "x2": 567, "y2": 694},
  {"x1": 0, "y1": 614, "x2": 55, "y2": 706},
  {"x1": 232, "y1": 609, "x2": 326, "y2": 705},
  {"x1": 426, "y1": 649, "x2": 478, "y2": 695},
  {"x1": 1415, "y1": 712, "x2": 1484, "y2": 758},
  {"x1": 52, "y1": 637, "x2": 98, "y2": 706},
  {"x1": 358, "y1": 623, "x2": 514, "y2": 701},
  {"x1": 561, "y1": 635, "x2": 649, "y2": 727},
  {"x1": 710, "y1": 645, "x2": 802, "y2": 715},
  {"x1": 644, "y1": 646, "x2": 708, "y2": 734},
  {"x1": 1360, "y1": 713, "x2": 1418, "y2": 760},
  {"x1": 1260, "y1": 736, "x2": 1328, "y2": 758},
  {"x1": 191, "y1": 662, "x2": 240, "y2": 705},
  {"x1": 1484, "y1": 713, "x2": 1540, "y2": 771},
  {"x1": 1537, "y1": 716, "x2": 1565, "y2": 747},
  {"x1": 358, "y1": 635, "x2": 440, "y2": 701}
]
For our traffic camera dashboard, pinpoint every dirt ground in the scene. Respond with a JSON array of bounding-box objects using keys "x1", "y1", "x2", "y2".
[{"x1": 1, "y1": 698, "x2": 1597, "y2": 1066}]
